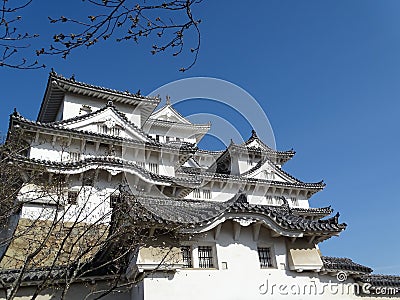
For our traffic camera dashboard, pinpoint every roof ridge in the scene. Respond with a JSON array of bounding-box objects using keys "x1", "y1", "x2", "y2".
[{"x1": 50, "y1": 71, "x2": 159, "y2": 102}]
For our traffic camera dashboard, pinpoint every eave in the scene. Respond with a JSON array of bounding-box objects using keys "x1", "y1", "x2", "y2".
[{"x1": 37, "y1": 72, "x2": 160, "y2": 125}]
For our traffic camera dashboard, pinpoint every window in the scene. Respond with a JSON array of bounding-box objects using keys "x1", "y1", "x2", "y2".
[
  {"x1": 67, "y1": 191, "x2": 78, "y2": 205},
  {"x1": 198, "y1": 246, "x2": 214, "y2": 268},
  {"x1": 193, "y1": 188, "x2": 201, "y2": 198},
  {"x1": 110, "y1": 194, "x2": 121, "y2": 208},
  {"x1": 136, "y1": 161, "x2": 145, "y2": 169},
  {"x1": 148, "y1": 163, "x2": 159, "y2": 174},
  {"x1": 275, "y1": 196, "x2": 283, "y2": 205},
  {"x1": 203, "y1": 189, "x2": 211, "y2": 199},
  {"x1": 82, "y1": 171, "x2": 94, "y2": 186},
  {"x1": 265, "y1": 195, "x2": 273, "y2": 205},
  {"x1": 69, "y1": 152, "x2": 81, "y2": 162},
  {"x1": 181, "y1": 246, "x2": 193, "y2": 268},
  {"x1": 156, "y1": 135, "x2": 160, "y2": 142},
  {"x1": 258, "y1": 247, "x2": 273, "y2": 268},
  {"x1": 291, "y1": 197, "x2": 299, "y2": 206},
  {"x1": 264, "y1": 170, "x2": 275, "y2": 180},
  {"x1": 97, "y1": 124, "x2": 120, "y2": 136}
]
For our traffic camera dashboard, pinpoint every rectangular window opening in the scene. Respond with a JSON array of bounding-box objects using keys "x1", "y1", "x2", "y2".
[
  {"x1": 110, "y1": 194, "x2": 121, "y2": 208},
  {"x1": 258, "y1": 247, "x2": 273, "y2": 268},
  {"x1": 193, "y1": 188, "x2": 201, "y2": 198},
  {"x1": 181, "y1": 246, "x2": 193, "y2": 268},
  {"x1": 67, "y1": 191, "x2": 78, "y2": 205},
  {"x1": 198, "y1": 246, "x2": 214, "y2": 268}
]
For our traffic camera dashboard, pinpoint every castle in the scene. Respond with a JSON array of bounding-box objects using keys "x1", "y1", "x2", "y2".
[{"x1": 0, "y1": 72, "x2": 399, "y2": 299}]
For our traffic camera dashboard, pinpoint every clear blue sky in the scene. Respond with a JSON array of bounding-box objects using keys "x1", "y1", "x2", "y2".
[{"x1": 1, "y1": 0, "x2": 400, "y2": 274}]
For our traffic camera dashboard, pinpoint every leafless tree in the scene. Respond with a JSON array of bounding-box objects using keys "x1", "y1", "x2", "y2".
[
  {"x1": 0, "y1": 131, "x2": 186, "y2": 300},
  {"x1": 0, "y1": 0, "x2": 42, "y2": 69},
  {"x1": 1, "y1": 0, "x2": 203, "y2": 71}
]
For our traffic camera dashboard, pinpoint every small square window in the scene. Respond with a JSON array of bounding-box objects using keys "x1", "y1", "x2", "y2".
[
  {"x1": 258, "y1": 247, "x2": 273, "y2": 268},
  {"x1": 67, "y1": 191, "x2": 78, "y2": 205},
  {"x1": 198, "y1": 246, "x2": 214, "y2": 268},
  {"x1": 110, "y1": 194, "x2": 121, "y2": 208},
  {"x1": 181, "y1": 246, "x2": 193, "y2": 268}
]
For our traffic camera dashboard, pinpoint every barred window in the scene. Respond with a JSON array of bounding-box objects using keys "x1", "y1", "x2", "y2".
[
  {"x1": 203, "y1": 189, "x2": 211, "y2": 199},
  {"x1": 198, "y1": 246, "x2": 214, "y2": 268},
  {"x1": 68, "y1": 191, "x2": 78, "y2": 205},
  {"x1": 275, "y1": 196, "x2": 283, "y2": 205},
  {"x1": 265, "y1": 195, "x2": 273, "y2": 205},
  {"x1": 264, "y1": 170, "x2": 275, "y2": 180},
  {"x1": 136, "y1": 161, "x2": 145, "y2": 169},
  {"x1": 148, "y1": 163, "x2": 159, "y2": 174},
  {"x1": 258, "y1": 247, "x2": 273, "y2": 268},
  {"x1": 98, "y1": 124, "x2": 120, "y2": 136},
  {"x1": 291, "y1": 197, "x2": 299, "y2": 206},
  {"x1": 110, "y1": 194, "x2": 120, "y2": 208},
  {"x1": 193, "y1": 188, "x2": 201, "y2": 198},
  {"x1": 69, "y1": 152, "x2": 81, "y2": 162},
  {"x1": 181, "y1": 246, "x2": 193, "y2": 268}
]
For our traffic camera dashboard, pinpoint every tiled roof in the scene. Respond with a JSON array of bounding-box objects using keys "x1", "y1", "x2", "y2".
[
  {"x1": 177, "y1": 167, "x2": 325, "y2": 191},
  {"x1": 49, "y1": 72, "x2": 159, "y2": 102},
  {"x1": 321, "y1": 256, "x2": 373, "y2": 274},
  {"x1": 0, "y1": 267, "x2": 69, "y2": 285},
  {"x1": 38, "y1": 72, "x2": 160, "y2": 123},
  {"x1": 292, "y1": 206, "x2": 333, "y2": 218},
  {"x1": 12, "y1": 155, "x2": 202, "y2": 186},
  {"x1": 355, "y1": 274, "x2": 400, "y2": 287},
  {"x1": 10, "y1": 111, "x2": 197, "y2": 153},
  {"x1": 124, "y1": 193, "x2": 346, "y2": 238}
]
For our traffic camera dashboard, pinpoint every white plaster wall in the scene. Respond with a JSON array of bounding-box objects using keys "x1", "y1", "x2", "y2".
[
  {"x1": 141, "y1": 226, "x2": 386, "y2": 300},
  {"x1": 62, "y1": 94, "x2": 141, "y2": 126}
]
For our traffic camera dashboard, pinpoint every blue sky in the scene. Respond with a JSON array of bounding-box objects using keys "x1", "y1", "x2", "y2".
[{"x1": 1, "y1": 1, "x2": 400, "y2": 273}]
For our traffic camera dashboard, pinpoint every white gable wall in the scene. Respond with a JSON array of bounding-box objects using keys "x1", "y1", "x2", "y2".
[{"x1": 61, "y1": 94, "x2": 142, "y2": 127}]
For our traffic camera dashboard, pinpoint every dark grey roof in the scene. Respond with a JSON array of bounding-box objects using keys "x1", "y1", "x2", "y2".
[
  {"x1": 38, "y1": 72, "x2": 160, "y2": 123},
  {"x1": 322, "y1": 256, "x2": 373, "y2": 274},
  {"x1": 125, "y1": 193, "x2": 346, "y2": 238},
  {"x1": 0, "y1": 267, "x2": 69, "y2": 285},
  {"x1": 355, "y1": 274, "x2": 400, "y2": 287},
  {"x1": 12, "y1": 155, "x2": 202, "y2": 186},
  {"x1": 10, "y1": 111, "x2": 197, "y2": 153},
  {"x1": 177, "y1": 167, "x2": 325, "y2": 191},
  {"x1": 292, "y1": 206, "x2": 333, "y2": 218}
]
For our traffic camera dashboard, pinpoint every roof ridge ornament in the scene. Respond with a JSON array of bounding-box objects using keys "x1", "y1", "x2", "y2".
[
  {"x1": 251, "y1": 129, "x2": 258, "y2": 139},
  {"x1": 106, "y1": 100, "x2": 115, "y2": 108},
  {"x1": 166, "y1": 95, "x2": 171, "y2": 106}
]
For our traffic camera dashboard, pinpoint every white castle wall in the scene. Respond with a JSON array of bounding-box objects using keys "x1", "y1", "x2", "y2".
[
  {"x1": 61, "y1": 94, "x2": 142, "y2": 126},
  {"x1": 140, "y1": 225, "x2": 385, "y2": 300}
]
